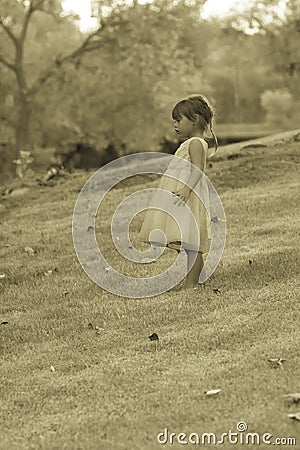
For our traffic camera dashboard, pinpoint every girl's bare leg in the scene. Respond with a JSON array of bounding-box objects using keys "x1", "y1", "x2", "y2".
[{"x1": 185, "y1": 250, "x2": 204, "y2": 288}]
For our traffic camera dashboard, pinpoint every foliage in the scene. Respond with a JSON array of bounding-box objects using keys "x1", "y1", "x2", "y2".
[
  {"x1": 227, "y1": 0, "x2": 300, "y2": 96},
  {"x1": 260, "y1": 88, "x2": 300, "y2": 129},
  {"x1": 0, "y1": 0, "x2": 299, "y2": 179}
]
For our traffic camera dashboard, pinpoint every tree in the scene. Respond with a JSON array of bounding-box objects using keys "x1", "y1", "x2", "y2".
[
  {"x1": 0, "y1": 0, "x2": 125, "y2": 159},
  {"x1": 29, "y1": 0, "x2": 210, "y2": 155},
  {"x1": 0, "y1": 0, "x2": 212, "y2": 183},
  {"x1": 227, "y1": 0, "x2": 300, "y2": 95}
]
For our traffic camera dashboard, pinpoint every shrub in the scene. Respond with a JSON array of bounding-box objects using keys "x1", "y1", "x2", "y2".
[{"x1": 260, "y1": 88, "x2": 299, "y2": 129}]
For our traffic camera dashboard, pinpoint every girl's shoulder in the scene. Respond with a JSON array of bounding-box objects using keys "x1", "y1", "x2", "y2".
[
  {"x1": 181, "y1": 137, "x2": 208, "y2": 148},
  {"x1": 181, "y1": 137, "x2": 218, "y2": 159},
  {"x1": 189, "y1": 137, "x2": 208, "y2": 147},
  {"x1": 180, "y1": 137, "x2": 208, "y2": 152}
]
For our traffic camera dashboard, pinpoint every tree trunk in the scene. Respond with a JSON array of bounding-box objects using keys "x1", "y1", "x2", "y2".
[
  {"x1": 15, "y1": 91, "x2": 31, "y2": 154},
  {"x1": 14, "y1": 38, "x2": 30, "y2": 156}
]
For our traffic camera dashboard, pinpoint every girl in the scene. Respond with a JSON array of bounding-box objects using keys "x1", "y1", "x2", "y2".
[{"x1": 139, "y1": 94, "x2": 218, "y2": 289}]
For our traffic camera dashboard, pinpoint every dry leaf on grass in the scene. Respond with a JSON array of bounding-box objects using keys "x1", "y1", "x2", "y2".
[
  {"x1": 50, "y1": 366, "x2": 55, "y2": 373},
  {"x1": 88, "y1": 323, "x2": 104, "y2": 334},
  {"x1": 44, "y1": 268, "x2": 58, "y2": 276},
  {"x1": 285, "y1": 393, "x2": 300, "y2": 403},
  {"x1": 205, "y1": 389, "x2": 221, "y2": 396},
  {"x1": 95, "y1": 326, "x2": 104, "y2": 335},
  {"x1": 267, "y1": 358, "x2": 286, "y2": 369},
  {"x1": 44, "y1": 270, "x2": 53, "y2": 276},
  {"x1": 287, "y1": 412, "x2": 300, "y2": 421},
  {"x1": 148, "y1": 333, "x2": 159, "y2": 341},
  {"x1": 0, "y1": 273, "x2": 6, "y2": 279},
  {"x1": 24, "y1": 246, "x2": 35, "y2": 255}
]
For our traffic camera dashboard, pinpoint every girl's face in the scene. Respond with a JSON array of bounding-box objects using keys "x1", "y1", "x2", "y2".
[{"x1": 173, "y1": 115, "x2": 196, "y2": 139}]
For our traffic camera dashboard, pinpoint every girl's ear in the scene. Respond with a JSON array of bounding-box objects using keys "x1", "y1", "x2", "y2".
[{"x1": 193, "y1": 114, "x2": 200, "y2": 122}]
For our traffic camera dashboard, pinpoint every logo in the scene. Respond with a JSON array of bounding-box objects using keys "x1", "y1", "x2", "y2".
[{"x1": 72, "y1": 152, "x2": 226, "y2": 298}]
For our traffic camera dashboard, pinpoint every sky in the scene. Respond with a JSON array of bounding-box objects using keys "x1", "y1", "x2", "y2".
[{"x1": 62, "y1": 0, "x2": 243, "y2": 32}]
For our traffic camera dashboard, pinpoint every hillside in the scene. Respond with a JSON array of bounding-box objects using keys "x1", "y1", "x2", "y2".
[{"x1": 0, "y1": 132, "x2": 299, "y2": 449}]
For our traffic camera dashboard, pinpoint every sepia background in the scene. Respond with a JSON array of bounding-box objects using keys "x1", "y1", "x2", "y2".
[
  {"x1": 0, "y1": 1, "x2": 299, "y2": 449},
  {"x1": 1, "y1": 0, "x2": 300, "y2": 181}
]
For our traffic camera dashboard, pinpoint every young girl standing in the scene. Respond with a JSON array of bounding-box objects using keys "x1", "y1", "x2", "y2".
[{"x1": 139, "y1": 94, "x2": 218, "y2": 289}]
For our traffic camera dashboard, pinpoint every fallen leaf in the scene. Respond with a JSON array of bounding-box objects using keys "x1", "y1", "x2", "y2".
[
  {"x1": 213, "y1": 288, "x2": 220, "y2": 294},
  {"x1": 50, "y1": 366, "x2": 55, "y2": 373},
  {"x1": 44, "y1": 270, "x2": 53, "y2": 276},
  {"x1": 104, "y1": 267, "x2": 110, "y2": 272},
  {"x1": 148, "y1": 333, "x2": 159, "y2": 341},
  {"x1": 44, "y1": 268, "x2": 58, "y2": 277},
  {"x1": 205, "y1": 389, "x2": 221, "y2": 396},
  {"x1": 1, "y1": 321, "x2": 8, "y2": 325},
  {"x1": 43, "y1": 167, "x2": 59, "y2": 182},
  {"x1": 249, "y1": 259, "x2": 253, "y2": 265},
  {"x1": 0, "y1": 273, "x2": 6, "y2": 279},
  {"x1": 285, "y1": 393, "x2": 300, "y2": 403},
  {"x1": 287, "y1": 412, "x2": 300, "y2": 421},
  {"x1": 95, "y1": 326, "x2": 104, "y2": 334},
  {"x1": 24, "y1": 246, "x2": 35, "y2": 256},
  {"x1": 63, "y1": 290, "x2": 70, "y2": 296},
  {"x1": 267, "y1": 358, "x2": 286, "y2": 369},
  {"x1": 88, "y1": 323, "x2": 94, "y2": 329}
]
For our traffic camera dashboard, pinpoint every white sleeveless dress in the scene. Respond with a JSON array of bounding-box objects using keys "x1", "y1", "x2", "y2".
[{"x1": 139, "y1": 137, "x2": 211, "y2": 253}]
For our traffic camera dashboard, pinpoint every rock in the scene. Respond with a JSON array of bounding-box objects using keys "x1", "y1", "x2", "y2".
[
  {"x1": 293, "y1": 132, "x2": 300, "y2": 142},
  {"x1": 9, "y1": 187, "x2": 30, "y2": 197}
]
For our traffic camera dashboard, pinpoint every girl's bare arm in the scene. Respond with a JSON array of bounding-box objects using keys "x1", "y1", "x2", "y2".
[{"x1": 173, "y1": 139, "x2": 206, "y2": 204}]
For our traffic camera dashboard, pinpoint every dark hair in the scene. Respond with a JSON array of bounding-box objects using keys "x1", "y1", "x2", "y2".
[{"x1": 172, "y1": 94, "x2": 218, "y2": 153}]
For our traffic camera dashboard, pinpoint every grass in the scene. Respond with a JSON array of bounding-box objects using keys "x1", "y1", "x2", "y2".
[{"x1": 0, "y1": 141, "x2": 299, "y2": 449}]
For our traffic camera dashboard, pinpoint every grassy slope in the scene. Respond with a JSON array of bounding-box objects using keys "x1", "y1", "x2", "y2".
[{"x1": 0, "y1": 140, "x2": 299, "y2": 450}]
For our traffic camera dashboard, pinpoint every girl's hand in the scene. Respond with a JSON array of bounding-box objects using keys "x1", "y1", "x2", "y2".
[{"x1": 172, "y1": 186, "x2": 191, "y2": 206}]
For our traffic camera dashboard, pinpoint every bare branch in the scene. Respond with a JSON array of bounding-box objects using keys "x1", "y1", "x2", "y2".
[
  {"x1": 65, "y1": 27, "x2": 105, "y2": 59},
  {"x1": 0, "y1": 18, "x2": 18, "y2": 46},
  {"x1": 31, "y1": 0, "x2": 47, "y2": 9},
  {"x1": 19, "y1": 1, "x2": 38, "y2": 43},
  {"x1": 30, "y1": 0, "x2": 58, "y2": 19},
  {"x1": 27, "y1": 11, "x2": 123, "y2": 96},
  {"x1": 27, "y1": 27, "x2": 106, "y2": 95},
  {"x1": 27, "y1": 66, "x2": 58, "y2": 95},
  {"x1": 20, "y1": 0, "x2": 57, "y2": 44}
]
